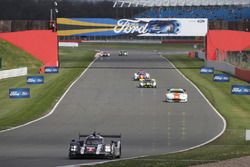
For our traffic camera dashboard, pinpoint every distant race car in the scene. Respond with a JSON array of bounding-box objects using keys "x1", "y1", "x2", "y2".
[
  {"x1": 165, "y1": 88, "x2": 188, "y2": 102},
  {"x1": 100, "y1": 51, "x2": 110, "y2": 57},
  {"x1": 68, "y1": 132, "x2": 121, "y2": 159},
  {"x1": 119, "y1": 50, "x2": 128, "y2": 56},
  {"x1": 134, "y1": 70, "x2": 150, "y2": 80},
  {"x1": 139, "y1": 78, "x2": 157, "y2": 88}
]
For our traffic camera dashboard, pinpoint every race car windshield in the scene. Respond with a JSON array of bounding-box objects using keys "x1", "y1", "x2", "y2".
[
  {"x1": 170, "y1": 90, "x2": 184, "y2": 93},
  {"x1": 144, "y1": 79, "x2": 151, "y2": 82},
  {"x1": 138, "y1": 72, "x2": 145, "y2": 75},
  {"x1": 86, "y1": 138, "x2": 103, "y2": 145}
]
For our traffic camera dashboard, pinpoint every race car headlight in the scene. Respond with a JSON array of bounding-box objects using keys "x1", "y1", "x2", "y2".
[
  {"x1": 70, "y1": 145, "x2": 78, "y2": 151},
  {"x1": 180, "y1": 94, "x2": 187, "y2": 99},
  {"x1": 105, "y1": 146, "x2": 111, "y2": 152},
  {"x1": 166, "y1": 94, "x2": 173, "y2": 99}
]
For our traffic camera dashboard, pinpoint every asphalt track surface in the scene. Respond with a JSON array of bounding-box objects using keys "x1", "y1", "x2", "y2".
[{"x1": 0, "y1": 50, "x2": 225, "y2": 167}]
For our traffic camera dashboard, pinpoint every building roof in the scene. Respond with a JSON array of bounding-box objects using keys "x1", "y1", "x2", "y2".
[{"x1": 113, "y1": 0, "x2": 250, "y2": 7}]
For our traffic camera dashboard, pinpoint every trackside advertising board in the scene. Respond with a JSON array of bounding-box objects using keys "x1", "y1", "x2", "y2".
[
  {"x1": 44, "y1": 67, "x2": 59, "y2": 73},
  {"x1": 27, "y1": 76, "x2": 44, "y2": 84},
  {"x1": 57, "y1": 18, "x2": 208, "y2": 37},
  {"x1": 200, "y1": 67, "x2": 214, "y2": 74},
  {"x1": 231, "y1": 85, "x2": 250, "y2": 95},
  {"x1": 213, "y1": 74, "x2": 230, "y2": 82},
  {"x1": 9, "y1": 88, "x2": 30, "y2": 98}
]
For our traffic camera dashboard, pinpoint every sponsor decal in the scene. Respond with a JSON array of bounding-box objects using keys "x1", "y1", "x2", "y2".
[
  {"x1": 197, "y1": 19, "x2": 205, "y2": 23},
  {"x1": 9, "y1": 88, "x2": 30, "y2": 98},
  {"x1": 27, "y1": 76, "x2": 44, "y2": 84},
  {"x1": 114, "y1": 19, "x2": 183, "y2": 36},
  {"x1": 200, "y1": 67, "x2": 214, "y2": 74},
  {"x1": 114, "y1": 18, "x2": 207, "y2": 36},
  {"x1": 114, "y1": 19, "x2": 148, "y2": 34},
  {"x1": 45, "y1": 67, "x2": 59, "y2": 73},
  {"x1": 231, "y1": 85, "x2": 250, "y2": 95},
  {"x1": 213, "y1": 74, "x2": 230, "y2": 82}
]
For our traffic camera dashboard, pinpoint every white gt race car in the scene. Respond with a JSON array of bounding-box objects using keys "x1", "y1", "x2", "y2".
[
  {"x1": 134, "y1": 70, "x2": 150, "y2": 80},
  {"x1": 165, "y1": 88, "x2": 188, "y2": 103}
]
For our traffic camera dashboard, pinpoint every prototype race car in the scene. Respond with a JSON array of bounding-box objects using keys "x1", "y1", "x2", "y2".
[
  {"x1": 100, "y1": 51, "x2": 110, "y2": 57},
  {"x1": 134, "y1": 70, "x2": 150, "y2": 80},
  {"x1": 139, "y1": 78, "x2": 157, "y2": 88},
  {"x1": 119, "y1": 50, "x2": 128, "y2": 56},
  {"x1": 165, "y1": 88, "x2": 188, "y2": 102},
  {"x1": 68, "y1": 132, "x2": 121, "y2": 159}
]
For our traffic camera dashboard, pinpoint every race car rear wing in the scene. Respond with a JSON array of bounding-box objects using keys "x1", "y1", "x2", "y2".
[
  {"x1": 101, "y1": 134, "x2": 122, "y2": 138},
  {"x1": 78, "y1": 132, "x2": 121, "y2": 139}
]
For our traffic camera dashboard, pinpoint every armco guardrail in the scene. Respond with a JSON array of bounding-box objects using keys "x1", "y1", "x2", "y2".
[
  {"x1": 205, "y1": 61, "x2": 250, "y2": 82},
  {"x1": 205, "y1": 61, "x2": 235, "y2": 75},
  {"x1": 0, "y1": 67, "x2": 27, "y2": 80}
]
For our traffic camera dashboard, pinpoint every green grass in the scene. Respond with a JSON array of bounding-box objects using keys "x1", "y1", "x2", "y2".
[
  {"x1": 80, "y1": 43, "x2": 195, "y2": 51},
  {"x1": 0, "y1": 39, "x2": 42, "y2": 73},
  {"x1": 92, "y1": 55, "x2": 250, "y2": 167},
  {"x1": 0, "y1": 43, "x2": 95, "y2": 130}
]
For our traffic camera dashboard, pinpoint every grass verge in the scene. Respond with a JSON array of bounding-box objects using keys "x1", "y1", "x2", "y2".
[
  {"x1": 91, "y1": 55, "x2": 250, "y2": 167},
  {"x1": 80, "y1": 43, "x2": 194, "y2": 51},
  {"x1": 0, "y1": 44, "x2": 95, "y2": 130}
]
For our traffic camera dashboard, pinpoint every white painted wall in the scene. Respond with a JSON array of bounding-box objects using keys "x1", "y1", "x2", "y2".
[
  {"x1": 58, "y1": 42, "x2": 79, "y2": 47},
  {"x1": 0, "y1": 67, "x2": 27, "y2": 80}
]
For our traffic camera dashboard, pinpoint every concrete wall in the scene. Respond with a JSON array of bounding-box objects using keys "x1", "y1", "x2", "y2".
[
  {"x1": 205, "y1": 61, "x2": 236, "y2": 75},
  {"x1": 235, "y1": 68, "x2": 250, "y2": 82},
  {"x1": 0, "y1": 67, "x2": 27, "y2": 80}
]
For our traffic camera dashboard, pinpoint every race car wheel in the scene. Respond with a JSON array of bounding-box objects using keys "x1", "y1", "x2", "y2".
[
  {"x1": 117, "y1": 145, "x2": 121, "y2": 158},
  {"x1": 69, "y1": 154, "x2": 76, "y2": 159}
]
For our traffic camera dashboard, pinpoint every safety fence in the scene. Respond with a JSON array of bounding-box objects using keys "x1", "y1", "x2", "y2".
[
  {"x1": 225, "y1": 51, "x2": 250, "y2": 69},
  {"x1": 0, "y1": 20, "x2": 49, "y2": 32}
]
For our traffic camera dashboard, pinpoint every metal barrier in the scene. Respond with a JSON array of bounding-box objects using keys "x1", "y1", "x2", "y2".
[{"x1": 225, "y1": 51, "x2": 250, "y2": 69}]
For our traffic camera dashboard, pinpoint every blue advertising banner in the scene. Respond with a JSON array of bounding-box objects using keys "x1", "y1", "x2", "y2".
[
  {"x1": 27, "y1": 76, "x2": 44, "y2": 84},
  {"x1": 44, "y1": 67, "x2": 59, "y2": 73},
  {"x1": 200, "y1": 67, "x2": 214, "y2": 74},
  {"x1": 213, "y1": 74, "x2": 230, "y2": 82},
  {"x1": 57, "y1": 18, "x2": 208, "y2": 37},
  {"x1": 231, "y1": 85, "x2": 250, "y2": 95},
  {"x1": 9, "y1": 88, "x2": 30, "y2": 99}
]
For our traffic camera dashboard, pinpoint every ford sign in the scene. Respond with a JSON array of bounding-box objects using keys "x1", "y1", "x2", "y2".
[
  {"x1": 200, "y1": 67, "x2": 214, "y2": 74},
  {"x1": 231, "y1": 85, "x2": 250, "y2": 95},
  {"x1": 9, "y1": 88, "x2": 30, "y2": 98},
  {"x1": 27, "y1": 76, "x2": 44, "y2": 84},
  {"x1": 213, "y1": 74, "x2": 230, "y2": 82},
  {"x1": 45, "y1": 67, "x2": 59, "y2": 73}
]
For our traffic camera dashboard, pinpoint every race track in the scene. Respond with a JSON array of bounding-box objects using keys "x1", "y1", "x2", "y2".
[{"x1": 0, "y1": 49, "x2": 225, "y2": 167}]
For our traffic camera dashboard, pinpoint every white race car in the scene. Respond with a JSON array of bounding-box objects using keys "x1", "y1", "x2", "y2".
[
  {"x1": 134, "y1": 70, "x2": 150, "y2": 80},
  {"x1": 165, "y1": 88, "x2": 188, "y2": 103},
  {"x1": 99, "y1": 51, "x2": 110, "y2": 57}
]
